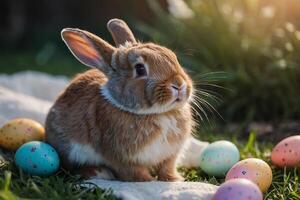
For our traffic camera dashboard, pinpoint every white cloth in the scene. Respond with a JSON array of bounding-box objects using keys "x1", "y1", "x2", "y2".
[
  {"x1": 0, "y1": 71, "x2": 217, "y2": 200},
  {"x1": 0, "y1": 71, "x2": 68, "y2": 126},
  {"x1": 85, "y1": 180, "x2": 217, "y2": 200}
]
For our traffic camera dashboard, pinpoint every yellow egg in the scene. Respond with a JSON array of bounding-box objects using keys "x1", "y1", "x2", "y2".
[
  {"x1": 225, "y1": 158, "x2": 273, "y2": 192},
  {"x1": 0, "y1": 118, "x2": 45, "y2": 151}
]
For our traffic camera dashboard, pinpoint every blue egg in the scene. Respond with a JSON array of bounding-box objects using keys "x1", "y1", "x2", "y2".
[
  {"x1": 15, "y1": 141, "x2": 60, "y2": 176},
  {"x1": 199, "y1": 140, "x2": 240, "y2": 177}
]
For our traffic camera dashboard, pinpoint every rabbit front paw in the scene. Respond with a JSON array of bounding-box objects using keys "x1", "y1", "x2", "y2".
[{"x1": 158, "y1": 172, "x2": 185, "y2": 182}]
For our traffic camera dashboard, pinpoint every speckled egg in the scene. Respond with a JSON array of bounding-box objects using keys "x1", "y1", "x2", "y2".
[
  {"x1": 0, "y1": 118, "x2": 45, "y2": 151},
  {"x1": 199, "y1": 141, "x2": 240, "y2": 177},
  {"x1": 271, "y1": 135, "x2": 300, "y2": 168},
  {"x1": 213, "y1": 178, "x2": 263, "y2": 200},
  {"x1": 15, "y1": 141, "x2": 60, "y2": 176},
  {"x1": 225, "y1": 158, "x2": 272, "y2": 192}
]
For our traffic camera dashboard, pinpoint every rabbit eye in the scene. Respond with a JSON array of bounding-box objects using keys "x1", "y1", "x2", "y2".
[{"x1": 135, "y1": 63, "x2": 147, "y2": 77}]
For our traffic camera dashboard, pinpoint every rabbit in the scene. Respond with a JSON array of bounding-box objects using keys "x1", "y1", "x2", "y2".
[{"x1": 45, "y1": 18, "x2": 195, "y2": 182}]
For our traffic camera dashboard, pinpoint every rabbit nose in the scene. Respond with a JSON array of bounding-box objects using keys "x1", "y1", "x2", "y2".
[
  {"x1": 171, "y1": 84, "x2": 185, "y2": 91},
  {"x1": 172, "y1": 75, "x2": 185, "y2": 89},
  {"x1": 171, "y1": 84, "x2": 179, "y2": 90},
  {"x1": 171, "y1": 83, "x2": 186, "y2": 100},
  {"x1": 171, "y1": 84, "x2": 184, "y2": 90}
]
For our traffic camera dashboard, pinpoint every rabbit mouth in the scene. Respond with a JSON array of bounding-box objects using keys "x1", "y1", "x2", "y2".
[
  {"x1": 173, "y1": 98, "x2": 182, "y2": 103},
  {"x1": 170, "y1": 97, "x2": 186, "y2": 106}
]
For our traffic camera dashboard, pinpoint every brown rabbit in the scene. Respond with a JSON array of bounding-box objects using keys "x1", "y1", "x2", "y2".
[{"x1": 45, "y1": 19, "x2": 194, "y2": 181}]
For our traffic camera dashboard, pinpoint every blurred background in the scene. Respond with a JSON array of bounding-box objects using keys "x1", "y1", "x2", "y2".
[{"x1": 1, "y1": 0, "x2": 300, "y2": 137}]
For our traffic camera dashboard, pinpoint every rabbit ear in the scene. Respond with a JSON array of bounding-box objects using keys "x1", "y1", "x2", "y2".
[
  {"x1": 107, "y1": 19, "x2": 137, "y2": 47},
  {"x1": 61, "y1": 28, "x2": 116, "y2": 74}
]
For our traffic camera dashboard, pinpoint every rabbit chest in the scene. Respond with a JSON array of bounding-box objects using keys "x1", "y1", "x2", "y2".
[{"x1": 130, "y1": 114, "x2": 191, "y2": 165}]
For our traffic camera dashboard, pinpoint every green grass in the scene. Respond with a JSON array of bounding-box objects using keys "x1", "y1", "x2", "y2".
[
  {"x1": 0, "y1": 161, "x2": 116, "y2": 200},
  {"x1": 1, "y1": 133, "x2": 299, "y2": 200}
]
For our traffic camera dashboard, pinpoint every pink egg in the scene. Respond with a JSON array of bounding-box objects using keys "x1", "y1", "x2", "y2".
[
  {"x1": 271, "y1": 135, "x2": 300, "y2": 168},
  {"x1": 225, "y1": 158, "x2": 272, "y2": 192},
  {"x1": 213, "y1": 178, "x2": 263, "y2": 200}
]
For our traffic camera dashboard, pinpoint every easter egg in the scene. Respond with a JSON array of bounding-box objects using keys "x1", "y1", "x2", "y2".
[
  {"x1": 15, "y1": 141, "x2": 60, "y2": 176},
  {"x1": 225, "y1": 158, "x2": 272, "y2": 192},
  {"x1": 0, "y1": 118, "x2": 45, "y2": 151},
  {"x1": 213, "y1": 178, "x2": 263, "y2": 200},
  {"x1": 271, "y1": 135, "x2": 300, "y2": 167},
  {"x1": 199, "y1": 140, "x2": 240, "y2": 177}
]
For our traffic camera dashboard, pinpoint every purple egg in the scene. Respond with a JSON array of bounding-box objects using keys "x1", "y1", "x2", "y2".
[{"x1": 213, "y1": 178, "x2": 263, "y2": 200}]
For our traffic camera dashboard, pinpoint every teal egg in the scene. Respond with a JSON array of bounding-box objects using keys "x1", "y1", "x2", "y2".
[
  {"x1": 15, "y1": 141, "x2": 60, "y2": 176},
  {"x1": 199, "y1": 140, "x2": 240, "y2": 177}
]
